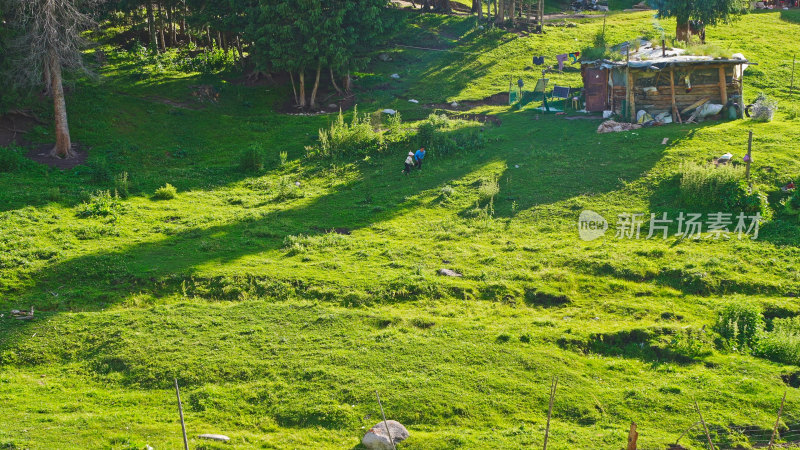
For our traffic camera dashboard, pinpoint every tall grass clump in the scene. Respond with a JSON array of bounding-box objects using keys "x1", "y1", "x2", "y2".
[
  {"x1": 239, "y1": 144, "x2": 264, "y2": 172},
  {"x1": 306, "y1": 107, "x2": 386, "y2": 159},
  {"x1": 76, "y1": 190, "x2": 123, "y2": 219},
  {"x1": 756, "y1": 317, "x2": 800, "y2": 365},
  {"x1": 0, "y1": 145, "x2": 25, "y2": 173},
  {"x1": 714, "y1": 303, "x2": 763, "y2": 352},
  {"x1": 152, "y1": 183, "x2": 177, "y2": 200},
  {"x1": 679, "y1": 163, "x2": 768, "y2": 214}
]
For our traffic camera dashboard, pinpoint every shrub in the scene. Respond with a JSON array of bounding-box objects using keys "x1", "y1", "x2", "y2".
[
  {"x1": 750, "y1": 93, "x2": 778, "y2": 122},
  {"x1": 679, "y1": 163, "x2": 768, "y2": 215},
  {"x1": 417, "y1": 122, "x2": 436, "y2": 148},
  {"x1": 0, "y1": 147, "x2": 22, "y2": 173},
  {"x1": 440, "y1": 185, "x2": 454, "y2": 197},
  {"x1": 306, "y1": 107, "x2": 386, "y2": 159},
  {"x1": 274, "y1": 177, "x2": 303, "y2": 201},
  {"x1": 0, "y1": 146, "x2": 25, "y2": 173},
  {"x1": 76, "y1": 190, "x2": 122, "y2": 219},
  {"x1": 714, "y1": 303, "x2": 763, "y2": 351},
  {"x1": 477, "y1": 177, "x2": 499, "y2": 204},
  {"x1": 152, "y1": 183, "x2": 177, "y2": 200},
  {"x1": 279, "y1": 151, "x2": 288, "y2": 167},
  {"x1": 239, "y1": 145, "x2": 264, "y2": 173},
  {"x1": 756, "y1": 317, "x2": 800, "y2": 365},
  {"x1": 114, "y1": 172, "x2": 130, "y2": 199}
]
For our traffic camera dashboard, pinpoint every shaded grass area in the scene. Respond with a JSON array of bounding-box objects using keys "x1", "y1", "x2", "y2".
[{"x1": 1, "y1": 8, "x2": 800, "y2": 450}]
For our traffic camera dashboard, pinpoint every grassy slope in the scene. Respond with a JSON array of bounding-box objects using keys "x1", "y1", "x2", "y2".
[{"x1": 1, "y1": 9, "x2": 800, "y2": 450}]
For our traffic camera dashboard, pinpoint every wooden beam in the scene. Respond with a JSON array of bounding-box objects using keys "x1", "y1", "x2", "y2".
[
  {"x1": 628, "y1": 70, "x2": 636, "y2": 122},
  {"x1": 718, "y1": 66, "x2": 728, "y2": 106},
  {"x1": 669, "y1": 67, "x2": 681, "y2": 123}
]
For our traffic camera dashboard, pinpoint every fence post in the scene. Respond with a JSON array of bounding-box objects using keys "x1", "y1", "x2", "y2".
[
  {"x1": 174, "y1": 378, "x2": 189, "y2": 450},
  {"x1": 376, "y1": 391, "x2": 397, "y2": 450},
  {"x1": 768, "y1": 391, "x2": 787, "y2": 450},
  {"x1": 694, "y1": 400, "x2": 716, "y2": 450},
  {"x1": 627, "y1": 422, "x2": 638, "y2": 450},
  {"x1": 543, "y1": 376, "x2": 558, "y2": 450}
]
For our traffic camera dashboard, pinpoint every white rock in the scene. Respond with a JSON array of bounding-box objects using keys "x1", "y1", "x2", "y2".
[
  {"x1": 198, "y1": 434, "x2": 230, "y2": 442},
  {"x1": 408, "y1": 99, "x2": 419, "y2": 103},
  {"x1": 362, "y1": 420, "x2": 409, "y2": 450},
  {"x1": 451, "y1": 101, "x2": 459, "y2": 107},
  {"x1": 382, "y1": 109, "x2": 397, "y2": 115},
  {"x1": 390, "y1": 73, "x2": 400, "y2": 79}
]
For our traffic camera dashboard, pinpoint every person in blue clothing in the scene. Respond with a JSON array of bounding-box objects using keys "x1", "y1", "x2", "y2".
[{"x1": 414, "y1": 147, "x2": 426, "y2": 170}]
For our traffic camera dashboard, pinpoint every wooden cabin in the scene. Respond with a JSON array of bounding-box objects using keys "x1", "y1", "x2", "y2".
[{"x1": 581, "y1": 44, "x2": 749, "y2": 123}]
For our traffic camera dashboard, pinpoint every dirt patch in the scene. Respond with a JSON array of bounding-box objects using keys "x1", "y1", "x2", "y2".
[
  {"x1": 276, "y1": 88, "x2": 356, "y2": 116},
  {"x1": 26, "y1": 144, "x2": 88, "y2": 170},
  {"x1": 425, "y1": 92, "x2": 509, "y2": 111},
  {"x1": 0, "y1": 111, "x2": 40, "y2": 147},
  {"x1": 448, "y1": 112, "x2": 501, "y2": 126}
]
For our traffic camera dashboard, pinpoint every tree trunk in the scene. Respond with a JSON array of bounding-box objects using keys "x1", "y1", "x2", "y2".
[
  {"x1": 147, "y1": 3, "x2": 158, "y2": 53},
  {"x1": 330, "y1": 67, "x2": 342, "y2": 94},
  {"x1": 206, "y1": 26, "x2": 213, "y2": 49},
  {"x1": 181, "y1": 2, "x2": 186, "y2": 36},
  {"x1": 310, "y1": 61, "x2": 322, "y2": 109},
  {"x1": 236, "y1": 35, "x2": 245, "y2": 67},
  {"x1": 289, "y1": 71, "x2": 299, "y2": 105},
  {"x1": 676, "y1": 20, "x2": 690, "y2": 42},
  {"x1": 298, "y1": 70, "x2": 307, "y2": 108},
  {"x1": 475, "y1": 0, "x2": 483, "y2": 19},
  {"x1": 495, "y1": 0, "x2": 504, "y2": 24},
  {"x1": 158, "y1": 2, "x2": 166, "y2": 51},
  {"x1": 48, "y1": 52, "x2": 74, "y2": 159},
  {"x1": 167, "y1": 4, "x2": 175, "y2": 46},
  {"x1": 344, "y1": 71, "x2": 352, "y2": 93}
]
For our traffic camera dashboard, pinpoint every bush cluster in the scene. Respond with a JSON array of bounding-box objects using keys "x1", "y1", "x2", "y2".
[
  {"x1": 679, "y1": 163, "x2": 769, "y2": 216},
  {"x1": 713, "y1": 303, "x2": 800, "y2": 366}
]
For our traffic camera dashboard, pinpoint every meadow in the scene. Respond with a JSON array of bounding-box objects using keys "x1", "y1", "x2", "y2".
[{"x1": 1, "y1": 7, "x2": 800, "y2": 449}]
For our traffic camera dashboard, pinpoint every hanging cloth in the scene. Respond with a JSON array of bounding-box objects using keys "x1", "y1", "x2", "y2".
[
  {"x1": 556, "y1": 54, "x2": 569, "y2": 71},
  {"x1": 568, "y1": 52, "x2": 581, "y2": 63},
  {"x1": 532, "y1": 56, "x2": 545, "y2": 65}
]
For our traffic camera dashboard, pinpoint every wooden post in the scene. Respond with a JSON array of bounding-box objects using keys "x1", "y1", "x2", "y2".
[
  {"x1": 543, "y1": 376, "x2": 558, "y2": 450},
  {"x1": 626, "y1": 422, "x2": 638, "y2": 450},
  {"x1": 376, "y1": 391, "x2": 397, "y2": 450},
  {"x1": 669, "y1": 67, "x2": 681, "y2": 124},
  {"x1": 628, "y1": 70, "x2": 636, "y2": 123},
  {"x1": 768, "y1": 392, "x2": 787, "y2": 450},
  {"x1": 718, "y1": 66, "x2": 728, "y2": 106},
  {"x1": 174, "y1": 379, "x2": 189, "y2": 450},
  {"x1": 662, "y1": 39, "x2": 666, "y2": 58},
  {"x1": 745, "y1": 130, "x2": 753, "y2": 186},
  {"x1": 694, "y1": 400, "x2": 715, "y2": 450}
]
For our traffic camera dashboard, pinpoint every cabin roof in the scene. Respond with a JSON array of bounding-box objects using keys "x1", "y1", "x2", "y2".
[{"x1": 581, "y1": 40, "x2": 750, "y2": 70}]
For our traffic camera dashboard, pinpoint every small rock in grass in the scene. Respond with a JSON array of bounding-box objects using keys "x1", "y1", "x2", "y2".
[
  {"x1": 408, "y1": 99, "x2": 419, "y2": 104},
  {"x1": 198, "y1": 434, "x2": 230, "y2": 442},
  {"x1": 328, "y1": 104, "x2": 339, "y2": 109},
  {"x1": 362, "y1": 420, "x2": 409, "y2": 450},
  {"x1": 451, "y1": 101, "x2": 459, "y2": 107},
  {"x1": 378, "y1": 53, "x2": 393, "y2": 62},
  {"x1": 382, "y1": 109, "x2": 397, "y2": 115},
  {"x1": 438, "y1": 268, "x2": 462, "y2": 277},
  {"x1": 390, "y1": 73, "x2": 400, "y2": 79}
]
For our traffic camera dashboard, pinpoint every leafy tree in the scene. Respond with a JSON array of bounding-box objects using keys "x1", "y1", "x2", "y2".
[
  {"x1": 6, "y1": 0, "x2": 103, "y2": 158},
  {"x1": 650, "y1": 0, "x2": 747, "y2": 42},
  {"x1": 247, "y1": 0, "x2": 387, "y2": 109}
]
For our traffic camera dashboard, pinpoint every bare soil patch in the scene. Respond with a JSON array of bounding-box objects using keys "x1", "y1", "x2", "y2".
[
  {"x1": 26, "y1": 144, "x2": 88, "y2": 170},
  {"x1": 0, "y1": 111, "x2": 40, "y2": 147}
]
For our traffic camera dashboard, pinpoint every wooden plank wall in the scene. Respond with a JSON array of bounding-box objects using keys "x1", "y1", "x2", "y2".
[{"x1": 610, "y1": 65, "x2": 738, "y2": 114}]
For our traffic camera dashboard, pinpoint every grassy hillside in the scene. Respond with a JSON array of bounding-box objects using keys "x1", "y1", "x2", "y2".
[{"x1": 1, "y1": 8, "x2": 799, "y2": 450}]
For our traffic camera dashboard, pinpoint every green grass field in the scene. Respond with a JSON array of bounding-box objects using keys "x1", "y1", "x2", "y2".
[{"x1": 1, "y1": 8, "x2": 800, "y2": 450}]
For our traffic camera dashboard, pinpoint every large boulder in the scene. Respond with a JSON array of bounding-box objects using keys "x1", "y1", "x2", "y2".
[{"x1": 362, "y1": 420, "x2": 409, "y2": 450}]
